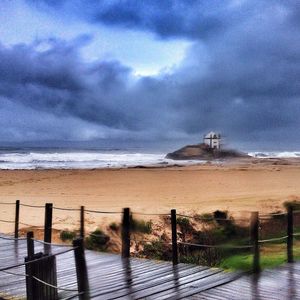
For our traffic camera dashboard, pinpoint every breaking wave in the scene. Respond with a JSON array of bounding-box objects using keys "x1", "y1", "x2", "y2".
[
  {"x1": 0, "y1": 150, "x2": 201, "y2": 170},
  {"x1": 248, "y1": 151, "x2": 300, "y2": 158},
  {"x1": 0, "y1": 149, "x2": 298, "y2": 170}
]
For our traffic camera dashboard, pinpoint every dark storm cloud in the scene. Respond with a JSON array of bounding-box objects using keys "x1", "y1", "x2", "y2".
[
  {"x1": 2, "y1": 0, "x2": 300, "y2": 148},
  {"x1": 93, "y1": 0, "x2": 229, "y2": 39},
  {"x1": 31, "y1": 0, "x2": 234, "y2": 40},
  {"x1": 0, "y1": 38, "x2": 134, "y2": 128},
  {"x1": 0, "y1": 36, "x2": 177, "y2": 142}
]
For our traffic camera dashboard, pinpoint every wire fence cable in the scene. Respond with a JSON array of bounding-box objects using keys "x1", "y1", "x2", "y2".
[
  {"x1": 33, "y1": 238, "x2": 73, "y2": 247},
  {"x1": 0, "y1": 247, "x2": 77, "y2": 272},
  {"x1": 0, "y1": 202, "x2": 15, "y2": 205},
  {"x1": 53, "y1": 206, "x2": 80, "y2": 212},
  {"x1": 0, "y1": 219, "x2": 15, "y2": 224},
  {"x1": 178, "y1": 241, "x2": 253, "y2": 249},
  {"x1": 0, "y1": 235, "x2": 26, "y2": 241},
  {"x1": 32, "y1": 275, "x2": 78, "y2": 292},
  {"x1": 177, "y1": 213, "x2": 234, "y2": 222},
  {"x1": 85, "y1": 209, "x2": 121, "y2": 214},
  {"x1": 258, "y1": 236, "x2": 288, "y2": 243},
  {"x1": 20, "y1": 203, "x2": 44, "y2": 209}
]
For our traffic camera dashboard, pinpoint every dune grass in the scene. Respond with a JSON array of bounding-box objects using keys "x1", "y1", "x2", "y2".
[
  {"x1": 220, "y1": 253, "x2": 286, "y2": 271},
  {"x1": 220, "y1": 243, "x2": 300, "y2": 271}
]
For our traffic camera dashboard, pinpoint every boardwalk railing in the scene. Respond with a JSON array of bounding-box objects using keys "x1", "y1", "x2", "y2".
[
  {"x1": 0, "y1": 232, "x2": 88, "y2": 300},
  {"x1": 1, "y1": 200, "x2": 300, "y2": 276}
]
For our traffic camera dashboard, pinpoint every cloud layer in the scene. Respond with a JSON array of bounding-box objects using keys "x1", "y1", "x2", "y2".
[{"x1": 1, "y1": 0, "x2": 300, "y2": 149}]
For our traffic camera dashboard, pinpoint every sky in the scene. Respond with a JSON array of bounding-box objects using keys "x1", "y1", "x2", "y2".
[{"x1": 0, "y1": 0, "x2": 300, "y2": 151}]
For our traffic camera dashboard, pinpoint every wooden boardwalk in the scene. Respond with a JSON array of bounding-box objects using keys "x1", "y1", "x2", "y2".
[{"x1": 0, "y1": 236, "x2": 300, "y2": 299}]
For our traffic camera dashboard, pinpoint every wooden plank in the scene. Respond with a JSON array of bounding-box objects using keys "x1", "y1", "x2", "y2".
[
  {"x1": 109, "y1": 268, "x2": 221, "y2": 299},
  {"x1": 1, "y1": 234, "x2": 300, "y2": 300},
  {"x1": 155, "y1": 272, "x2": 240, "y2": 299},
  {"x1": 90, "y1": 264, "x2": 196, "y2": 297},
  {"x1": 89, "y1": 265, "x2": 197, "y2": 298},
  {"x1": 134, "y1": 271, "x2": 224, "y2": 300},
  {"x1": 88, "y1": 262, "x2": 181, "y2": 289}
]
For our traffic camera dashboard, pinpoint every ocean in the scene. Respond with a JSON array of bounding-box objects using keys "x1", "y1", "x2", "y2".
[
  {"x1": 0, "y1": 148, "x2": 299, "y2": 170},
  {"x1": 0, "y1": 148, "x2": 197, "y2": 169}
]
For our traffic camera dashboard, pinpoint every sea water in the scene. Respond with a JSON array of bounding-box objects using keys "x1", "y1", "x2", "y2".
[
  {"x1": 248, "y1": 152, "x2": 300, "y2": 158},
  {"x1": 0, "y1": 148, "x2": 199, "y2": 169},
  {"x1": 0, "y1": 148, "x2": 299, "y2": 170}
]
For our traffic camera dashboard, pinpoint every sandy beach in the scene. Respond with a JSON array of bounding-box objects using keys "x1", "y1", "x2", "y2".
[{"x1": 1, "y1": 158, "x2": 300, "y2": 234}]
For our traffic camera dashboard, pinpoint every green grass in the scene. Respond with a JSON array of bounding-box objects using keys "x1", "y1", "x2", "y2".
[
  {"x1": 109, "y1": 222, "x2": 119, "y2": 231},
  {"x1": 220, "y1": 253, "x2": 286, "y2": 271},
  {"x1": 85, "y1": 229, "x2": 110, "y2": 251},
  {"x1": 143, "y1": 239, "x2": 172, "y2": 261},
  {"x1": 131, "y1": 218, "x2": 152, "y2": 234},
  {"x1": 220, "y1": 248, "x2": 300, "y2": 272},
  {"x1": 60, "y1": 230, "x2": 76, "y2": 241}
]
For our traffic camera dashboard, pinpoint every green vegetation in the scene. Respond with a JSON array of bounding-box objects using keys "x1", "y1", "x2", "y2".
[
  {"x1": 81, "y1": 205, "x2": 300, "y2": 272},
  {"x1": 60, "y1": 230, "x2": 76, "y2": 241},
  {"x1": 221, "y1": 254, "x2": 267, "y2": 271},
  {"x1": 220, "y1": 252, "x2": 290, "y2": 271},
  {"x1": 180, "y1": 248, "x2": 222, "y2": 267},
  {"x1": 174, "y1": 209, "x2": 300, "y2": 271},
  {"x1": 194, "y1": 213, "x2": 214, "y2": 223},
  {"x1": 85, "y1": 229, "x2": 110, "y2": 251},
  {"x1": 193, "y1": 219, "x2": 248, "y2": 245},
  {"x1": 109, "y1": 222, "x2": 119, "y2": 231},
  {"x1": 213, "y1": 210, "x2": 228, "y2": 220},
  {"x1": 132, "y1": 211, "x2": 300, "y2": 271},
  {"x1": 131, "y1": 217, "x2": 152, "y2": 234},
  {"x1": 283, "y1": 200, "x2": 300, "y2": 210},
  {"x1": 143, "y1": 239, "x2": 172, "y2": 261},
  {"x1": 177, "y1": 217, "x2": 193, "y2": 233},
  {"x1": 294, "y1": 227, "x2": 300, "y2": 241},
  {"x1": 176, "y1": 211, "x2": 250, "y2": 267}
]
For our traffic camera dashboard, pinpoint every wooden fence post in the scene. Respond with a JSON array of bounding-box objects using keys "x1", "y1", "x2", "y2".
[
  {"x1": 26, "y1": 231, "x2": 34, "y2": 300},
  {"x1": 14, "y1": 200, "x2": 20, "y2": 238},
  {"x1": 122, "y1": 208, "x2": 131, "y2": 259},
  {"x1": 171, "y1": 209, "x2": 178, "y2": 265},
  {"x1": 44, "y1": 203, "x2": 53, "y2": 254},
  {"x1": 73, "y1": 238, "x2": 90, "y2": 300},
  {"x1": 27, "y1": 231, "x2": 35, "y2": 259},
  {"x1": 250, "y1": 212, "x2": 260, "y2": 273},
  {"x1": 287, "y1": 206, "x2": 294, "y2": 263},
  {"x1": 26, "y1": 230, "x2": 58, "y2": 300},
  {"x1": 80, "y1": 206, "x2": 85, "y2": 238},
  {"x1": 44, "y1": 203, "x2": 53, "y2": 243}
]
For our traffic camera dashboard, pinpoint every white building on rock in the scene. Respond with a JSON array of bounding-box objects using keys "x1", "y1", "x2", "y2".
[{"x1": 203, "y1": 132, "x2": 221, "y2": 149}]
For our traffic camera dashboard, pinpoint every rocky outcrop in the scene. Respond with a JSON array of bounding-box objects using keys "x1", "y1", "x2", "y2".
[{"x1": 166, "y1": 143, "x2": 249, "y2": 160}]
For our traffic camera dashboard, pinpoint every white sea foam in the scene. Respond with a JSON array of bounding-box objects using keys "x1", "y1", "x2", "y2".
[
  {"x1": 248, "y1": 151, "x2": 300, "y2": 158},
  {"x1": 0, "y1": 149, "x2": 299, "y2": 170},
  {"x1": 0, "y1": 150, "x2": 201, "y2": 170}
]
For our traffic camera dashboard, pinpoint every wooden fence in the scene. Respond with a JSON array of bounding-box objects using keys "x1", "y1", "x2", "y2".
[{"x1": 0, "y1": 200, "x2": 299, "y2": 296}]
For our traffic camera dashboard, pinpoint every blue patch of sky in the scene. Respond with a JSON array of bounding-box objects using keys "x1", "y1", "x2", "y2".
[{"x1": 0, "y1": 0, "x2": 192, "y2": 76}]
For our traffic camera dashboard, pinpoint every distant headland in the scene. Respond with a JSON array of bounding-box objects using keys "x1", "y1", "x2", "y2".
[{"x1": 166, "y1": 132, "x2": 250, "y2": 160}]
